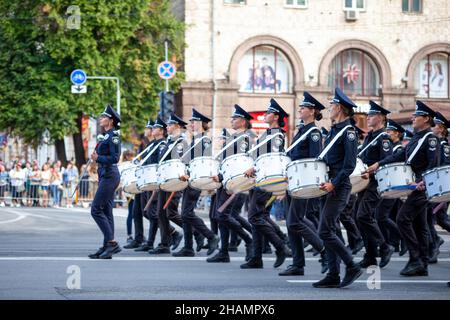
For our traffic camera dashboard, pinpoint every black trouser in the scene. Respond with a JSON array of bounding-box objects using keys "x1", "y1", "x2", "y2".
[
  {"x1": 426, "y1": 204, "x2": 438, "y2": 254},
  {"x1": 209, "y1": 194, "x2": 218, "y2": 235},
  {"x1": 248, "y1": 189, "x2": 285, "y2": 260},
  {"x1": 356, "y1": 179, "x2": 387, "y2": 258},
  {"x1": 181, "y1": 186, "x2": 215, "y2": 249},
  {"x1": 132, "y1": 192, "x2": 150, "y2": 243},
  {"x1": 230, "y1": 194, "x2": 251, "y2": 246},
  {"x1": 146, "y1": 191, "x2": 159, "y2": 247},
  {"x1": 375, "y1": 198, "x2": 402, "y2": 247},
  {"x1": 287, "y1": 196, "x2": 324, "y2": 268},
  {"x1": 215, "y1": 187, "x2": 252, "y2": 253},
  {"x1": 397, "y1": 190, "x2": 429, "y2": 265},
  {"x1": 318, "y1": 179, "x2": 354, "y2": 275},
  {"x1": 157, "y1": 191, "x2": 183, "y2": 247},
  {"x1": 435, "y1": 203, "x2": 450, "y2": 232},
  {"x1": 340, "y1": 194, "x2": 362, "y2": 248}
]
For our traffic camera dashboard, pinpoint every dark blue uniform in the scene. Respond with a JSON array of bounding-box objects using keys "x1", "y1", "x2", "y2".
[
  {"x1": 434, "y1": 139, "x2": 450, "y2": 234},
  {"x1": 284, "y1": 122, "x2": 326, "y2": 271},
  {"x1": 91, "y1": 129, "x2": 121, "y2": 247},
  {"x1": 378, "y1": 128, "x2": 440, "y2": 273},
  {"x1": 319, "y1": 119, "x2": 358, "y2": 276},
  {"x1": 356, "y1": 128, "x2": 394, "y2": 266}
]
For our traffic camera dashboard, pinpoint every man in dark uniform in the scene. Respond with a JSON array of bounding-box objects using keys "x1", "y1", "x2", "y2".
[
  {"x1": 207, "y1": 105, "x2": 254, "y2": 263},
  {"x1": 313, "y1": 88, "x2": 362, "y2": 288},
  {"x1": 367, "y1": 101, "x2": 440, "y2": 276},
  {"x1": 124, "y1": 118, "x2": 154, "y2": 250},
  {"x1": 149, "y1": 113, "x2": 187, "y2": 254},
  {"x1": 240, "y1": 98, "x2": 290, "y2": 269},
  {"x1": 356, "y1": 101, "x2": 395, "y2": 269},
  {"x1": 376, "y1": 119, "x2": 406, "y2": 255},
  {"x1": 172, "y1": 108, "x2": 220, "y2": 257},
  {"x1": 88, "y1": 104, "x2": 122, "y2": 259}
]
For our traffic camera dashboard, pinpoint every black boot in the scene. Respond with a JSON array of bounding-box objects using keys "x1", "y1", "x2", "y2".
[
  {"x1": 352, "y1": 238, "x2": 364, "y2": 255},
  {"x1": 134, "y1": 243, "x2": 151, "y2": 252},
  {"x1": 358, "y1": 253, "x2": 378, "y2": 268},
  {"x1": 99, "y1": 242, "x2": 121, "y2": 259},
  {"x1": 172, "y1": 247, "x2": 195, "y2": 257},
  {"x1": 313, "y1": 274, "x2": 341, "y2": 288},
  {"x1": 207, "y1": 235, "x2": 220, "y2": 256},
  {"x1": 274, "y1": 245, "x2": 287, "y2": 268},
  {"x1": 340, "y1": 263, "x2": 363, "y2": 288},
  {"x1": 123, "y1": 239, "x2": 142, "y2": 249},
  {"x1": 206, "y1": 251, "x2": 230, "y2": 263},
  {"x1": 379, "y1": 244, "x2": 395, "y2": 268},
  {"x1": 245, "y1": 244, "x2": 253, "y2": 262},
  {"x1": 195, "y1": 235, "x2": 205, "y2": 253},
  {"x1": 170, "y1": 231, "x2": 183, "y2": 251},
  {"x1": 400, "y1": 260, "x2": 427, "y2": 276},
  {"x1": 240, "y1": 258, "x2": 263, "y2": 269},
  {"x1": 279, "y1": 265, "x2": 304, "y2": 276},
  {"x1": 148, "y1": 244, "x2": 170, "y2": 254},
  {"x1": 88, "y1": 247, "x2": 105, "y2": 259},
  {"x1": 320, "y1": 250, "x2": 329, "y2": 274},
  {"x1": 399, "y1": 240, "x2": 408, "y2": 256}
]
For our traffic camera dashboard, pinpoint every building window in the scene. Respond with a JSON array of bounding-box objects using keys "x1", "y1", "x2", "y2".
[
  {"x1": 285, "y1": 0, "x2": 308, "y2": 8},
  {"x1": 415, "y1": 52, "x2": 449, "y2": 98},
  {"x1": 328, "y1": 49, "x2": 380, "y2": 96},
  {"x1": 224, "y1": 0, "x2": 246, "y2": 4},
  {"x1": 402, "y1": 0, "x2": 422, "y2": 13},
  {"x1": 238, "y1": 46, "x2": 293, "y2": 94},
  {"x1": 344, "y1": 0, "x2": 365, "y2": 10}
]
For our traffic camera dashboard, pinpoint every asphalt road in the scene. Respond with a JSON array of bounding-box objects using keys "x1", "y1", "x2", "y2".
[{"x1": 0, "y1": 206, "x2": 449, "y2": 300}]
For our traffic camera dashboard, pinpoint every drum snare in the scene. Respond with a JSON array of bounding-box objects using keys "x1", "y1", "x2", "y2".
[
  {"x1": 189, "y1": 156, "x2": 221, "y2": 191},
  {"x1": 220, "y1": 154, "x2": 255, "y2": 194},
  {"x1": 157, "y1": 159, "x2": 188, "y2": 192},
  {"x1": 121, "y1": 165, "x2": 140, "y2": 194},
  {"x1": 136, "y1": 164, "x2": 159, "y2": 191},
  {"x1": 423, "y1": 165, "x2": 450, "y2": 203},
  {"x1": 286, "y1": 158, "x2": 329, "y2": 199},
  {"x1": 375, "y1": 163, "x2": 415, "y2": 199},
  {"x1": 255, "y1": 152, "x2": 290, "y2": 193},
  {"x1": 350, "y1": 158, "x2": 369, "y2": 194}
]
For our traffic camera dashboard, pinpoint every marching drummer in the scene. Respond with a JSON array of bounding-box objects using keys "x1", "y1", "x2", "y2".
[
  {"x1": 149, "y1": 113, "x2": 187, "y2": 254},
  {"x1": 124, "y1": 118, "x2": 155, "y2": 251},
  {"x1": 135, "y1": 117, "x2": 167, "y2": 253},
  {"x1": 313, "y1": 88, "x2": 362, "y2": 288},
  {"x1": 88, "y1": 104, "x2": 122, "y2": 259},
  {"x1": 355, "y1": 101, "x2": 395, "y2": 269},
  {"x1": 208, "y1": 105, "x2": 255, "y2": 263},
  {"x1": 375, "y1": 119, "x2": 407, "y2": 256},
  {"x1": 240, "y1": 98, "x2": 290, "y2": 270},
  {"x1": 172, "y1": 108, "x2": 220, "y2": 257},
  {"x1": 366, "y1": 101, "x2": 440, "y2": 276},
  {"x1": 276, "y1": 92, "x2": 329, "y2": 276}
]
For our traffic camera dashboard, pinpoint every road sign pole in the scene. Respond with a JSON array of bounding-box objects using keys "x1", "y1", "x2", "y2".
[{"x1": 164, "y1": 41, "x2": 169, "y2": 92}]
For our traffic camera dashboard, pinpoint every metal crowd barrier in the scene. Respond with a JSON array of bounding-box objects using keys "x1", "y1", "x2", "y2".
[{"x1": 0, "y1": 176, "x2": 127, "y2": 208}]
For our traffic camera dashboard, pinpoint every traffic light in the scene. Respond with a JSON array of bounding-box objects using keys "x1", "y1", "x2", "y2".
[{"x1": 159, "y1": 91, "x2": 175, "y2": 121}]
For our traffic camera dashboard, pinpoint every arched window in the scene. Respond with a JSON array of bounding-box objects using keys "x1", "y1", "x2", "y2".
[
  {"x1": 328, "y1": 49, "x2": 380, "y2": 96},
  {"x1": 238, "y1": 45, "x2": 293, "y2": 94},
  {"x1": 414, "y1": 52, "x2": 450, "y2": 98}
]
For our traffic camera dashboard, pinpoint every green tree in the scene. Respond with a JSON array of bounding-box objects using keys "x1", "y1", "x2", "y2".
[{"x1": 0, "y1": 0, "x2": 184, "y2": 166}]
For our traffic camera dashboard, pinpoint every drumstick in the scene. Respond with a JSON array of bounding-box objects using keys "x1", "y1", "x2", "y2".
[
  {"x1": 265, "y1": 195, "x2": 277, "y2": 208},
  {"x1": 255, "y1": 177, "x2": 287, "y2": 188},
  {"x1": 163, "y1": 192, "x2": 176, "y2": 210},
  {"x1": 143, "y1": 191, "x2": 157, "y2": 212},
  {"x1": 217, "y1": 193, "x2": 236, "y2": 213}
]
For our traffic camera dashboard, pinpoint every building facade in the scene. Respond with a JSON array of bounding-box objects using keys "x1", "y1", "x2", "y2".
[{"x1": 174, "y1": 0, "x2": 450, "y2": 139}]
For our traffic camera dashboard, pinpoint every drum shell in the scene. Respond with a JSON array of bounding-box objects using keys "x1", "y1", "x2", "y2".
[
  {"x1": 423, "y1": 165, "x2": 450, "y2": 203},
  {"x1": 136, "y1": 164, "x2": 159, "y2": 191},
  {"x1": 157, "y1": 159, "x2": 188, "y2": 192},
  {"x1": 375, "y1": 163, "x2": 415, "y2": 199},
  {"x1": 286, "y1": 158, "x2": 329, "y2": 199},
  {"x1": 121, "y1": 165, "x2": 141, "y2": 194},
  {"x1": 350, "y1": 158, "x2": 369, "y2": 194},
  {"x1": 220, "y1": 154, "x2": 255, "y2": 193},
  {"x1": 189, "y1": 157, "x2": 221, "y2": 191},
  {"x1": 255, "y1": 153, "x2": 291, "y2": 193}
]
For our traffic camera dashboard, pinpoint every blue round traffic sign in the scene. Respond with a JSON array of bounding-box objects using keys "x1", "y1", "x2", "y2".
[
  {"x1": 158, "y1": 61, "x2": 176, "y2": 80},
  {"x1": 70, "y1": 69, "x2": 87, "y2": 85}
]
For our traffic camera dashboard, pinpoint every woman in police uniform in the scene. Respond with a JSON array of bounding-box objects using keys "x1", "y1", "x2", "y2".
[{"x1": 89, "y1": 105, "x2": 122, "y2": 259}]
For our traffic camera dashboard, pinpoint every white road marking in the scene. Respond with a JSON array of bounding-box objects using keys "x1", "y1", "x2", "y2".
[
  {"x1": 287, "y1": 280, "x2": 449, "y2": 284},
  {"x1": 0, "y1": 210, "x2": 26, "y2": 225}
]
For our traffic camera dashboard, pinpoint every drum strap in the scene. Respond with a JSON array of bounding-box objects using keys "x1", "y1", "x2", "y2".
[
  {"x1": 393, "y1": 144, "x2": 403, "y2": 153},
  {"x1": 284, "y1": 127, "x2": 319, "y2": 153},
  {"x1": 406, "y1": 132, "x2": 433, "y2": 165},
  {"x1": 357, "y1": 132, "x2": 389, "y2": 157},
  {"x1": 140, "y1": 141, "x2": 165, "y2": 165},
  {"x1": 214, "y1": 134, "x2": 249, "y2": 159},
  {"x1": 159, "y1": 137, "x2": 185, "y2": 164},
  {"x1": 317, "y1": 125, "x2": 353, "y2": 160}
]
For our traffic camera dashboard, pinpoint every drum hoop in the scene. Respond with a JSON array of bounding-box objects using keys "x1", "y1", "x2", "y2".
[{"x1": 287, "y1": 158, "x2": 326, "y2": 168}]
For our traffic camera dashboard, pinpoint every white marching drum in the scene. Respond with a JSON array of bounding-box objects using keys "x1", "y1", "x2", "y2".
[
  {"x1": 375, "y1": 163, "x2": 415, "y2": 199},
  {"x1": 120, "y1": 165, "x2": 140, "y2": 194},
  {"x1": 220, "y1": 154, "x2": 255, "y2": 194},
  {"x1": 350, "y1": 158, "x2": 369, "y2": 194},
  {"x1": 423, "y1": 165, "x2": 450, "y2": 203},
  {"x1": 136, "y1": 164, "x2": 159, "y2": 192},
  {"x1": 157, "y1": 159, "x2": 188, "y2": 192},
  {"x1": 189, "y1": 157, "x2": 221, "y2": 191},
  {"x1": 255, "y1": 153, "x2": 291, "y2": 193},
  {"x1": 286, "y1": 158, "x2": 329, "y2": 199}
]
